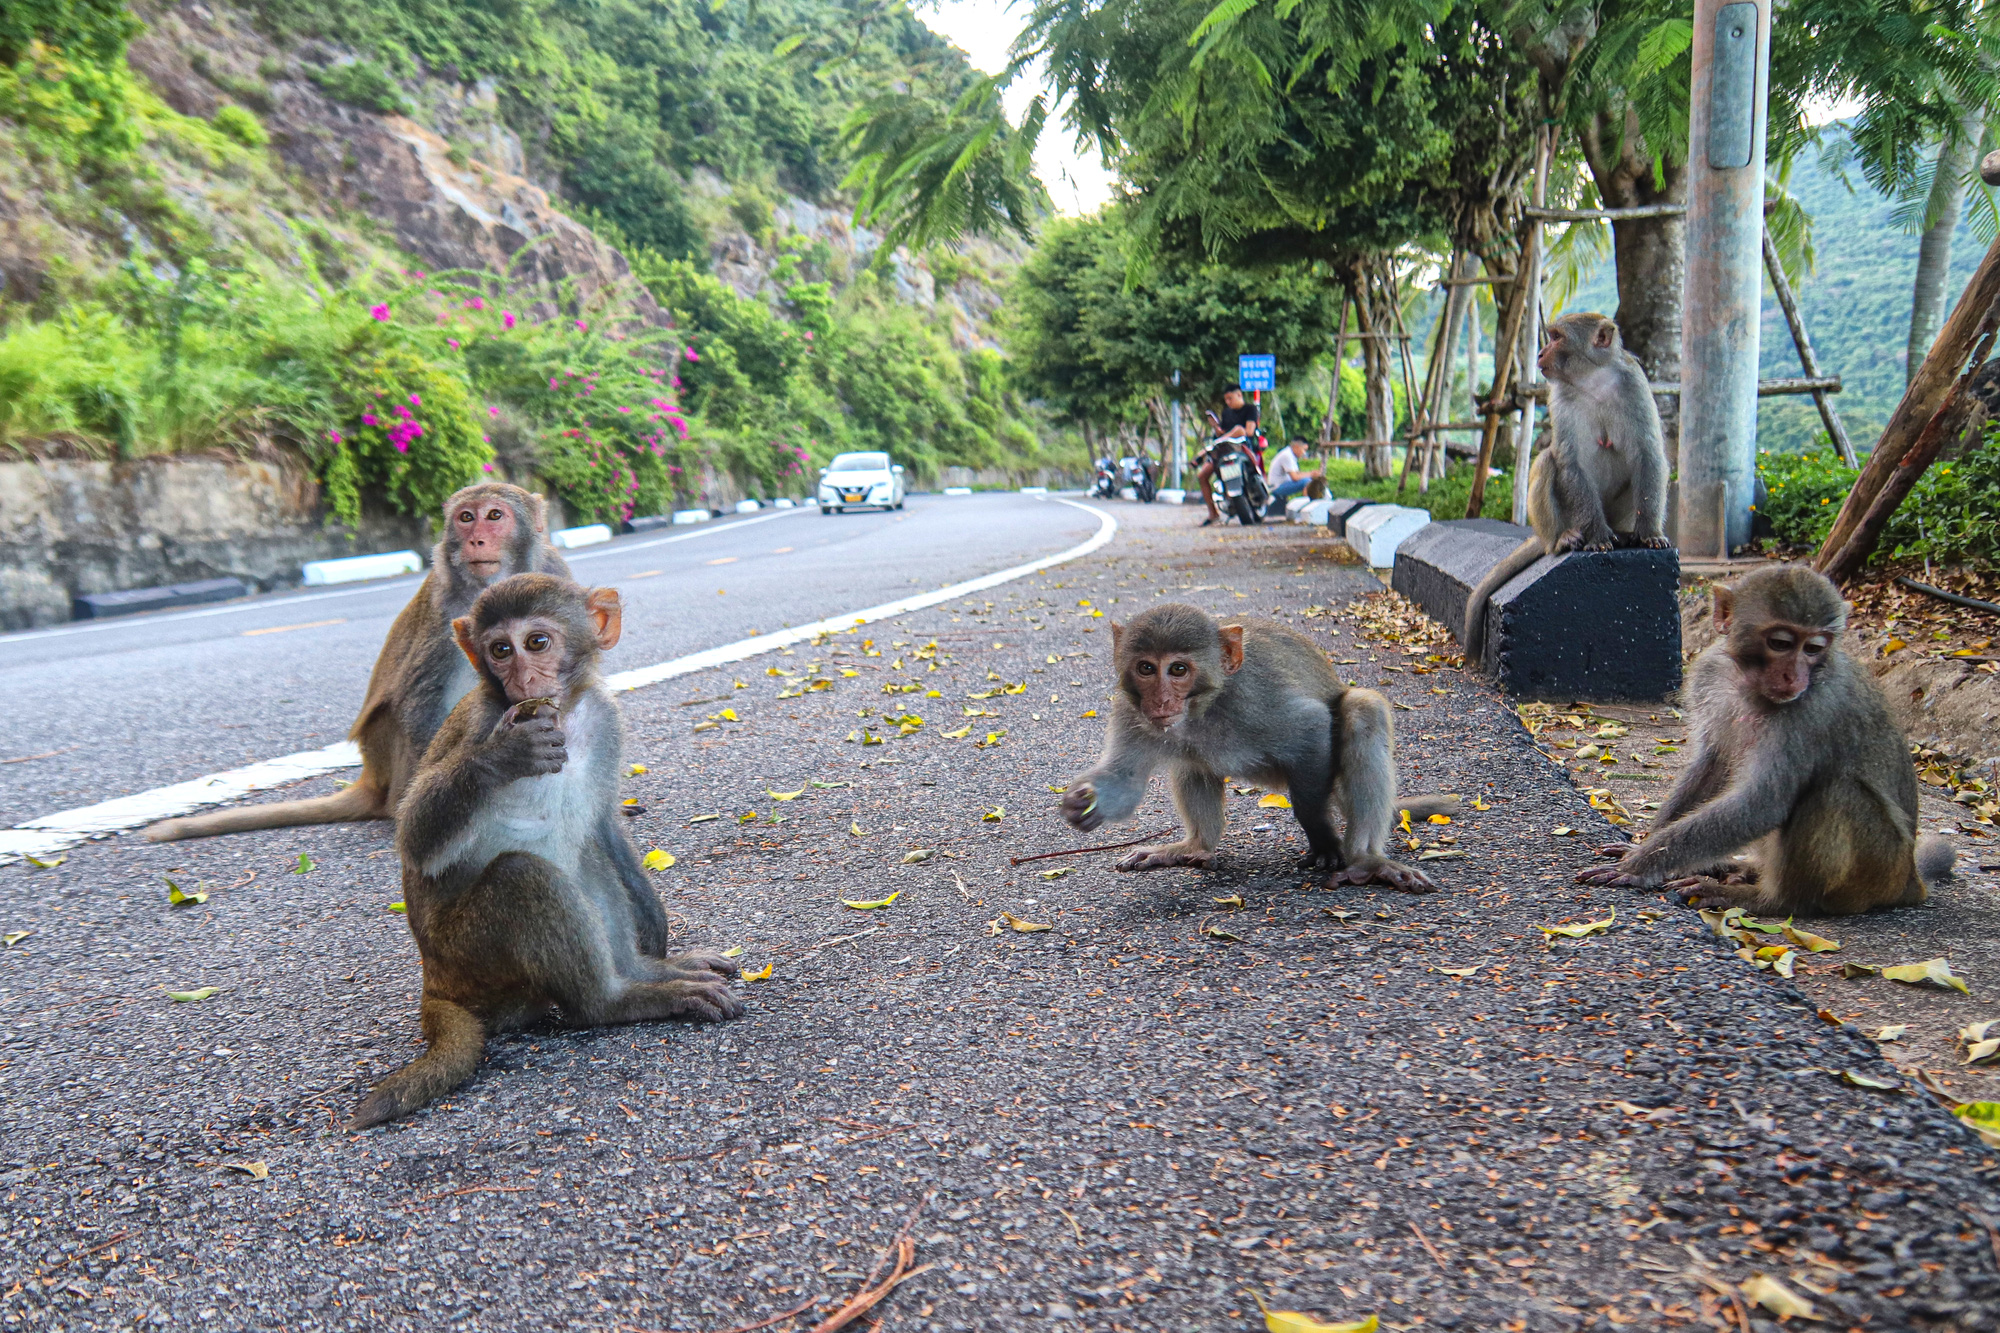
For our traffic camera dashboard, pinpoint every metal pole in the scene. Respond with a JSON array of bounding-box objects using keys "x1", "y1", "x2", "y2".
[
  {"x1": 1512, "y1": 126, "x2": 1552, "y2": 527},
  {"x1": 1170, "y1": 369, "x2": 1183, "y2": 489},
  {"x1": 1680, "y1": 0, "x2": 1771, "y2": 558}
]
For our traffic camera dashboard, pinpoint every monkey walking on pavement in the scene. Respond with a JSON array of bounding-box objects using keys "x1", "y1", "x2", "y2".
[
  {"x1": 1059, "y1": 603, "x2": 1457, "y2": 893},
  {"x1": 146, "y1": 482, "x2": 571, "y2": 843},
  {"x1": 1578, "y1": 564, "x2": 1954, "y2": 915},
  {"x1": 349, "y1": 574, "x2": 742, "y2": 1130},
  {"x1": 1461, "y1": 312, "x2": 1671, "y2": 661}
]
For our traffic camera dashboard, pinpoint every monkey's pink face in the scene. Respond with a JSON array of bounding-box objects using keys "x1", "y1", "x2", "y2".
[
  {"x1": 454, "y1": 502, "x2": 517, "y2": 581},
  {"x1": 476, "y1": 616, "x2": 567, "y2": 702},
  {"x1": 1739, "y1": 623, "x2": 1832, "y2": 705},
  {"x1": 1128, "y1": 654, "x2": 1202, "y2": 730}
]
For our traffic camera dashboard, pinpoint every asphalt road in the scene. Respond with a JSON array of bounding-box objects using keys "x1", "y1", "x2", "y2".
[
  {"x1": 4, "y1": 502, "x2": 1997, "y2": 1332},
  {"x1": 0, "y1": 493, "x2": 1099, "y2": 826}
]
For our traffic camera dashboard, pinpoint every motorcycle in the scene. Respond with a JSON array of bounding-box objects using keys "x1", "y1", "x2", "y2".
[
  {"x1": 1206, "y1": 436, "x2": 1269, "y2": 525},
  {"x1": 1090, "y1": 455, "x2": 1120, "y2": 500},
  {"x1": 1117, "y1": 455, "x2": 1157, "y2": 503}
]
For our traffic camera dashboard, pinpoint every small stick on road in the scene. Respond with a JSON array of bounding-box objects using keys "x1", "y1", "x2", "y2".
[
  {"x1": 1009, "y1": 827, "x2": 1178, "y2": 866},
  {"x1": 37, "y1": 1232, "x2": 128, "y2": 1277},
  {"x1": 686, "y1": 1294, "x2": 824, "y2": 1333},
  {"x1": 1407, "y1": 1220, "x2": 1447, "y2": 1270}
]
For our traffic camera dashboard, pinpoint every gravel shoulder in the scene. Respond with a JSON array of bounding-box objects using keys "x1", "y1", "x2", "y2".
[{"x1": 4, "y1": 502, "x2": 1998, "y2": 1333}]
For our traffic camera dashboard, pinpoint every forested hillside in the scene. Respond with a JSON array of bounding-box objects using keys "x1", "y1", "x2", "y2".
[{"x1": 0, "y1": 0, "x2": 1073, "y2": 527}]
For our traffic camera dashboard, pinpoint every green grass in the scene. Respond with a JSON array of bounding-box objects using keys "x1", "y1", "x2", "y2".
[{"x1": 1321, "y1": 456, "x2": 1520, "y2": 523}]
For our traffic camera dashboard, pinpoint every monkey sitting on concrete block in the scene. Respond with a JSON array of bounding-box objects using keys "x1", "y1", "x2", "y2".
[
  {"x1": 1462, "y1": 312, "x2": 1671, "y2": 659},
  {"x1": 1577, "y1": 564, "x2": 1953, "y2": 915},
  {"x1": 146, "y1": 482, "x2": 571, "y2": 842},
  {"x1": 1059, "y1": 603, "x2": 1455, "y2": 892},
  {"x1": 349, "y1": 574, "x2": 741, "y2": 1130}
]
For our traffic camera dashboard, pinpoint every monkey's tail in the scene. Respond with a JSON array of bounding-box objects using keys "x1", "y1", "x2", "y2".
[
  {"x1": 142, "y1": 777, "x2": 386, "y2": 843},
  {"x1": 347, "y1": 998, "x2": 486, "y2": 1131},
  {"x1": 1397, "y1": 794, "x2": 1462, "y2": 819},
  {"x1": 1461, "y1": 538, "x2": 1544, "y2": 663},
  {"x1": 1916, "y1": 833, "x2": 1957, "y2": 889}
]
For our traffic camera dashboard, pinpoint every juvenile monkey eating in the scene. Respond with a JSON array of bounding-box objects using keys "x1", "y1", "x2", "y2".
[
  {"x1": 349, "y1": 574, "x2": 741, "y2": 1129},
  {"x1": 1462, "y1": 312, "x2": 1670, "y2": 659},
  {"x1": 1577, "y1": 564, "x2": 1954, "y2": 914},
  {"x1": 1059, "y1": 603, "x2": 1451, "y2": 891},
  {"x1": 145, "y1": 482, "x2": 570, "y2": 842}
]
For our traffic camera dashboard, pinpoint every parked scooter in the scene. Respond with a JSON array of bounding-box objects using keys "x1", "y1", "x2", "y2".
[
  {"x1": 1090, "y1": 456, "x2": 1120, "y2": 500},
  {"x1": 1205, "y1": 436, "x2": 1269, "y2": 525},
  {"x1": 1117, "y1": 455, "x2": 1157, "y2": 503}
]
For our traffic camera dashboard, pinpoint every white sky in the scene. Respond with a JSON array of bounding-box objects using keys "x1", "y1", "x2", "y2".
[{"x1": 915, "y1": 0, "x2": 1118, "y2": 216}]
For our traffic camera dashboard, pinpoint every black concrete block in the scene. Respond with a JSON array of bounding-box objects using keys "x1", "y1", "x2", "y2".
[
  {"x1": 73, "y1": 576, "x2": 249, "y2": 620},
  {"x1": 1392, "y1": 519, "x2": 1681, "y2": 700},
  {"x1": 1392, "y1": 519, "x2": 1532, "y2": 644},
  {"x1": 1325, "y1": 497, "x2": 1369, "y2": 536},
  {"x1": 621, "y1": 515, "x2": 675, "y2": 534}
]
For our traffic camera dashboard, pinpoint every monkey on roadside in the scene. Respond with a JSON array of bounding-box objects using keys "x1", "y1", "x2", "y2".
[
  {"x1": 1058, "y1": 603, "x2": 1456, "y2": 892},
  {"x1": 1462, "y1": 312, "x2": 1671, "y2": 660},
  {"x1": 145, "y1": 482, "x2": 570, "y2": 842},
  {"x1": 349, "y1": 574, "x2": 741, "y2": 1129},
  {"x1": 1577, "y1": 564, "x2": 1954, "y2": 915}
]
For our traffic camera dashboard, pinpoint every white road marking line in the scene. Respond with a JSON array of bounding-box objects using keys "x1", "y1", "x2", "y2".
[
  {"x1": 0, "y1": 509, "x2": 803, "y2": 646},
  {"x1": 0, "y1": 498, "x2": 1114, "y2": 865}
]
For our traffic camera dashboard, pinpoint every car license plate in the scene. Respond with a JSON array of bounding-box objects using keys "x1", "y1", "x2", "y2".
[
  {"x1": 844, "y1": 492, "x2": 867, "y2": 502},
  {"x1": 1218, "y1": 462, "x2": 1242, "y2": 482}
]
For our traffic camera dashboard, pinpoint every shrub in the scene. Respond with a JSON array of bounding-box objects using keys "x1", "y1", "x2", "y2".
[
  {"x1": 211, "y1": 104, "x2": 269, "y2": 148},
  {"x1": 309, "y1": 60, "x2": 410, "y2": 116},
  {"x1": 1754, "y1": 448, "x2": 1857, "y2": 550},
  {"x1": 1753, "y1": 435, "x2": 2000, "y2": 569},
  {"x1": 326, "y1": 346, "x2": 490, "y2": 524}
]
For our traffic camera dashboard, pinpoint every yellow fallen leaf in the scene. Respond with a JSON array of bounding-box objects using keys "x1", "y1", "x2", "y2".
[
  {"x1": 1080, "y1": 709, "x2": 1097, "y2": 718},
  {"x1": 740, "y1": 963, "x2": 773, "y2": 982},
  {"x1": 1257, "y1": 794, "x2": 1292, "y2": 809},
  {"x1": 1427, "y1": 813, "x2": 1451, "y2": 825},
  {"x1": 224, "y1": 1161, "x2": 269, "y2": 1181},
  {"x1": 1436, "y1": 964, "x2": 1482, "y2": 977},
  {"x1": 942, "y1": 725, "x2": 972, "y2": 739},
  {"x1": 1038, "y1": 866, "x2": 1073, "y2": 881},
  {"x1": 1398, "y1": 809, "x2": 1413, "y2": 834},
  {"x1": 1046, "y1": 784, "x2": 1068, "y2": 793},
  {"x1": 627, "y1": 764, "x2": 649, "y2": 776},
  {"x1": 689, "y1": 813, "x2": 720, "y2": 824},
  {"x1": 1740, "y1": 1274, "x2": 1817, "y2": 1322},
  {"x1": 166, "y1": 880, "x2": 209, "y2": 906},
  {"x1": 388, "y1": 901, "x2": 406, "y2": 913},
  {"x1": 768, "y1": 788, "x2": 805, "y2": 801},
  {"x1": 1538, "y1": 908, "x2": 1616, "y2": 939},
  {"x1": 1252, "y1": 1292, "x2": 1377, "y2": 1333},
  {"x1": 1885, "y1": 637, "x2": 1907, "y2": 652},
  {"x1": 1470, "y1": 797, "x2": 1491, "y2": 810},
  {"x1": 1842, "y1": 1069, "x2": 1903, "y2": 1090},
  {"x1": 1956, "y1": 1101, "x2": 2000, "y2": 1148},
  {"x1": 1212, "y1": 893, "x2": 1245, "y2": 908},
  {"x1": 642, "y1": 850, "x2": 675, "y2": 871},
  {"x1": 721, "y1": 945, "x2": 744, "y2": 957},
  {"x1": 983, "y1": 806, "x2": 1005, "y2": 821},
  {"x1": 24, "y1": 854, "x2": 63, "y2": 869},
  {"x1": 1882, "y1": 958, "x2": 1970, "y2": 993},
  {"x1": 840, "y1": 668, "x2": 860, "y2": 677},
  {"x1": 901, "y1": 849, "x2": 934, "y2": 865},
  {"x1": 993, "y1": 911, "x2": 1051, "y2": 932},
  {"x1": 1552, "y1": 825, "x2": 1579, "y2": 837},
  {"x1": 693, "y1": 721, "x2": 719, "y2": 732},
  {"x1": 165, "y1": 987, "x2": 219, "y2": 1003},
  {"x1": 842, "y1": 891, "x2": 901, "y2": 910},
  {"x1": 1201, "y1": 924, "x2": 1243, "y2": 942},
  {"x1": 1782, "y1": 923, "x2": 1840, "y2": 953},
  {"x1": 850, "y1": 823, "x2": 865, "y2": 837},
  {"x1": 2, "y1": 931, "x2": 31, "y2": 946}
]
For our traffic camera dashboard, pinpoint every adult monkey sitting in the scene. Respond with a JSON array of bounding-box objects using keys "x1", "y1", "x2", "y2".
[
  {"x1": 1577, "y1": 565, "x2": 1954, "y2": 913},
  {"x1": 144, "y1": 482, "x2": 571, "y2": 842},
  {"x1": 1059, "y1": 603, "x2": 1454, "y2": 891}
]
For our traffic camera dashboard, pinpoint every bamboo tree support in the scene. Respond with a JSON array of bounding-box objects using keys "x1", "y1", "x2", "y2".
[
  {"x1": 1390, "y1": 265, "x2": 1430, "y2": 494},
  {"x1": 1319, "y1": 291, "x2": 1353, "y2": 447},
  {"x1": 1464, "y1": 235, "x2": 1539, "y2": 517},
  {"x1": 1815, "y1": 230, "x2": 2000, "y2": 573},
  {"x1": 1762, "y1": 226, "x2": 1856, "y2": 466}
]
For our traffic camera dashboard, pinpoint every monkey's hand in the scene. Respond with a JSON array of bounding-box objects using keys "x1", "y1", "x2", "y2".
[
  {"x1": 1630, "y1": 533, "x2": 1672, "y2": 550},
  {"x1": 1594, "y1": 841, "x2": 1634, "y2": 858},
  {"x1": 1574, "y1": 856, "x2": 1662, "y2": 889},
  {"x1": 1115, "y1": 840, "x2": 1212, "y2": 872},
  {"x1": 1061, "y1": 782, "x2": 1104, "y2": 832},
  {"x1": 486, "y1": 701, "x2": 567, "y2": 779},
  {"x1": 657, "y1": 951, "x2": 742, "y2": 982},
  {"x1": 1666, "y1": 875, "x2": 1741, "y2": 910},
  {"x1": 1330, "y1": 856, "x2": 1435, "y2": 893}
]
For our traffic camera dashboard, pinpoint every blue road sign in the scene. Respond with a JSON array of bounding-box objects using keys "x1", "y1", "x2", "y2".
[{"x1": 1237, "y1": 353, "x2": 1275, "y2": 392}]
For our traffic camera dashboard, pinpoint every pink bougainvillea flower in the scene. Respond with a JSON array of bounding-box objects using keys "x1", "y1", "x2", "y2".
[
  {"x1": 617, "y1": 405, "x2": 632, "y2": 414},
  {"x1": 466, "y1": 297, "x2": 486, "y2": 311},
  {"x1": 483, "y1": 462, "x2": 496, "y2": 472},
  {"x1": 370, "y1": 304, "x2": 390, "y2": 321},
  {"x1": 684, "y1": 346, "x2": 700, "y2": 362},
  {"x1": 488, "y1": 405, "x2": 500, "y2": 417},
  {"x1": 447, "y1": 338, "x2": 460, "y2": 349},
  {"x1": 549, "y1": 378, "x2": 560, "y2": 390},
  {"x1": 503, "y1": 311, "x2": 516, "y2": 329},
  {"x1": 327, "y1": 429, "x2": 343, "y2": 444},
  {"x1": 575, "y1": 319, "x2": 588, "y2": 331},
  {"x1": 410, "y1": 393, "x2": 422, "y2": 406},
  {"x1": 362, "y1": 413, "x2": 379, "y2": 427}
]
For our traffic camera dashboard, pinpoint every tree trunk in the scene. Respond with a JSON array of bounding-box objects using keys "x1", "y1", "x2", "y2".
[
  {"x1": 1581, "y1": 104, "x2": 1687, "y2": 466},
  {"x1": 1353, "y1": 278, "x2": 1395, "y2": 477},
  {"x1": 1906, "y1": 108, "x2": 1984, "y2": 385}
]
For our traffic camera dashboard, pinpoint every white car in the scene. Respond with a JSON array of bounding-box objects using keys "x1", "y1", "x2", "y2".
[{"x1": 818, "y1": 452, "x2": 906, "y2": 514}]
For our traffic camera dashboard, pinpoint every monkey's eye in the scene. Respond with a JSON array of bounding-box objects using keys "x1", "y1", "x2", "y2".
[
  {"x1": 490, "y1": 642, "x2": 513, "y2": 660},
  {"x1": 525, "y1": 632, "x2": 551, "y2": 652},
  {"x1": 1135, "y1": 661, "x2": 1157, "y2": 676},
  {"x1": 487, "y1": 508, "x2": 505, "y2": 521},
  {"x1": 1168, "y1": 661, "x2": 1189, "y2": 677},
  {"x1": 457, "y1": 510, "x2": 476, "y2": 524},
  {"x1": 1767, "y1": 631, "x2": 1797, "y2": 652},
  {"x1": 1803, "y1": 636, "x2": 1830, "y2": 655}
]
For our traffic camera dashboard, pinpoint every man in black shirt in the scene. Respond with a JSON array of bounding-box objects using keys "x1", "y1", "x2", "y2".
[{"x1": 1198, "y1": 385, "x2": 1260, "y2": 525}]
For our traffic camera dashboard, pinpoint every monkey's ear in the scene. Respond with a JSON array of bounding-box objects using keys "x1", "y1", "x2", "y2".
[
  {"x1": 1711, "y1": 585, "x2": 1734, "y2": 633},
  {"x1": 1110, "y1": 621, "x2": 1123, "y2": 655},
  {"x1": 530, "y1": 494, "x2": 548, "y2": 534},
  {"x1": 587, "y1": 588, "x2": 623, "y2": 651},
  {"x1": 1592, "y1": 319, "x2": 1616, "y2": 348},
  {"x1": 451, "y1": 616, "x2": 482, "y2": 672},
  {"x1": 1218, "y1": 624, "x2": 1245, "y2": 674}
]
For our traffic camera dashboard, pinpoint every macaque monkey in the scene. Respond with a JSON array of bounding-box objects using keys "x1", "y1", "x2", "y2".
[
  {"x1": 349, "y1": 574, "x2": 741, "y2": 1129},
  {"x1": 1462, "y1": 312, "x2": 1670, "y2": 658},
  {"x1": 1577, "y1": 565, "x2": 1954, "y2": 914},
  {"x1": 146, "y1": 483, "x2": 570, "y2": 842},
  {"x1": 1059, "y1": 603, "x2": 1453, "y2": 892}
]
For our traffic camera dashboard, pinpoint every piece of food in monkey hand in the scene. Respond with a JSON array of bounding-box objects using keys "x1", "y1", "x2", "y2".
[{"x1": 509, "y1": 696, "x2": 560, "y2": 720}]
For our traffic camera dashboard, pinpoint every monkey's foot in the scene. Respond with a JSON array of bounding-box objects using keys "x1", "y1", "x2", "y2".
[
  {"x1": 1636, "y1": 534, "x2": 1672, "y2": 550},
  {"x1": 659, "y1": 951, "x2": 740, "y2": 982},
  {"x1": 1666, "y1": 876, "x2": 1742, "y2": 910},
  {"x1": 652, "y1": 979, "x2": 745, "y2": 1023},
  {"x1": 1296, "y1": 848, "x2": 1344, "y2": 873},
  {"x1": 1594, "y1": 841, "x2": 1633, "y2": 859},
  {"x1": 1329, "y1": 857, "x2": 1435, "y2": 893},
  {"x1": 1115, "y1": 843, "x2": 1211, "y2": 872},
  {"x1": 1574, "y1": 863, "x2": 1655, "y2": 888}
]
